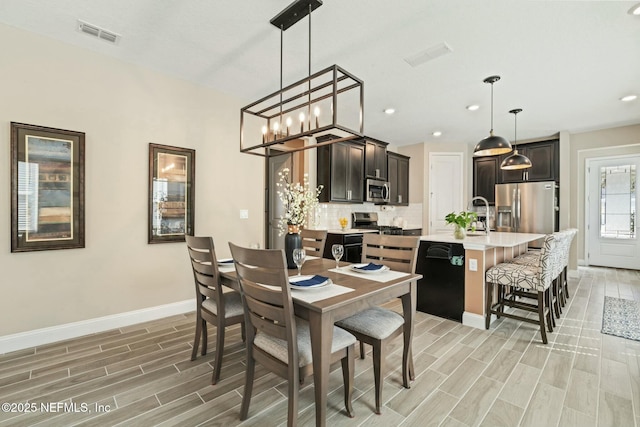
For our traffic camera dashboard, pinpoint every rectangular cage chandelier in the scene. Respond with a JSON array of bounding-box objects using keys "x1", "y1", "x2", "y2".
[{"x1": 240, "y1": 0, "x2": 364, "y2": 157}]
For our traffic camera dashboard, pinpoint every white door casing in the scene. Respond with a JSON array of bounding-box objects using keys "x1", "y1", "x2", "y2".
[
  {"x1": 586, "y1": 155, "x2": 639, "y2": 270},
  {"x1": 429, "y1": 152, "x2": 464, "y2": 234}
]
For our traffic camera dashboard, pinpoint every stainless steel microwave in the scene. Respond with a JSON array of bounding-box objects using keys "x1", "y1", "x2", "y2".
[{"x1": 366, "y1": 179, "x2": 390, "y2": 204}]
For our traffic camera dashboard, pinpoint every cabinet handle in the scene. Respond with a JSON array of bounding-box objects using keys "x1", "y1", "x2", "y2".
[
  {"x1": 347, "y1": 190, "x2": 352, "y2": 200},
  {"x1": 375, "y1": 169, "x2": 380, "y2": 178},
  {"x1": 398, "y1": 195, "x2": 402, "y2": 203}
]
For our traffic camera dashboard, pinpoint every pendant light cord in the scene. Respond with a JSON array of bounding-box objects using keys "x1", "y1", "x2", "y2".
[
  {"x1": 513, "y1": 111, "x2": 517, "y2": 149},
  {"x1": 308, "y1": 3, "x2": 312, "y2": 129},
  {"x1": 279, "y1": 24, "x2": 284, "y2": 129},
  {"x1": 490, "y1": 81, "x2": 494, "y2": 134}
]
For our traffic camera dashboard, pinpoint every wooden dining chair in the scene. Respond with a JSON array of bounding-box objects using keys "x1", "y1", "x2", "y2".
[
  {"x1": 229, "y1": 242, "x2": 356, "y2": 426},
  {"x1": 185, "y1": 236, "x2": 245, "y2": 384},
  {"x1": 335, "y1": 233, "x2": 419, "y2": 414},
  {"x1": 300, "y1": 228, "x2": 327, "y2": 257}
]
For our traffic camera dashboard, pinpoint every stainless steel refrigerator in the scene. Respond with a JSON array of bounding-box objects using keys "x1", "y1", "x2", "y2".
[{"x1": 495, "y1": 181, "x2": 558, "y2": 246}]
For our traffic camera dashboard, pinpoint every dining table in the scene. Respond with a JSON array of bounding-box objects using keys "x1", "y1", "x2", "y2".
[{"x1": 218, "y1": 256, "x2": 422, "y2": 426}]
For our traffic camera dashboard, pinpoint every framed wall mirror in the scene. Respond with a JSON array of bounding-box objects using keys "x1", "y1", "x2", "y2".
[{"x1": 148, "y1": 143, "x2": 195, "y2": 243}]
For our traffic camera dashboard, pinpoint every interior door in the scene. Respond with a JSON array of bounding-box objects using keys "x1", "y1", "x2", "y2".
[
  {"x1": 268, "y1": 152, "x2": 293, "y2": 250},
  {"x1": 587, "y1": 155, "x2": 639, "y2": 270},
  {"x1": 429, "y1": 153, "x2": 464, "y2": 233}
]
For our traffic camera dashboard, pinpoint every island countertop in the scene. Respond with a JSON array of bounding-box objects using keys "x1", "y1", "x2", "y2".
[{"x1": 420, "y1": 231, "x2": 545, "y2": 250}]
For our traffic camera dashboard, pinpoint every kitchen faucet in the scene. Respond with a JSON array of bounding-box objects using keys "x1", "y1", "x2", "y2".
[{"x1": 468, "y1": 196, "x2": 490, "y2": 235}]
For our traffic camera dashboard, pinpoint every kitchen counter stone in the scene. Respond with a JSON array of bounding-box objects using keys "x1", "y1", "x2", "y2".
[{"x1": 420, "y1": 231, "x2": 545, "y2": 250}]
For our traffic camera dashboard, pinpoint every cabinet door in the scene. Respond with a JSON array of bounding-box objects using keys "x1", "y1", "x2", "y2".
[
  {"x1": 387, "y1": 153, "x2": 410, "y2": 205},
  {"x1": 365, "y1": 140, "x2": 388, "y2": 180},
  {"x1": 473, "y1": 156, "x2": 498, "y2": 205},
  {"x1": 499, "y1": 157, "x2": 525, "y2": 183},
  {"x1": 347, "y1": 143, "x2": 365, "y2": 202},
  {"x1": 526, "y1": 140, "x2": 558, "y2": 181},
  {"x1": 330, "y1": 142, "x2": 349, "y2": 201},
  {"x1": 388, "y1": 154, "x2": 399, "y2": 203},
  {"x1": 397, "y1": 156, "x2": 409, "y2": 205}
]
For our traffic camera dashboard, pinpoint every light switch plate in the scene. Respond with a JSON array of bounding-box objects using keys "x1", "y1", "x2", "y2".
[
  {"x1": 240, "y1": 209, "x2": 249, "y2": 219},
  {"x1": 469, "y1": 258, "x2": 478, "y2": 271}
]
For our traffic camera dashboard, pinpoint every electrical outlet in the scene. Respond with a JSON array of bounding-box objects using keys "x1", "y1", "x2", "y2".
[
  {"x1": 239, "y1": 209, "x2": 249, "y2": 219},
  {"x1": 469, "y1": 258, "x2": 478, "y2": 272}
]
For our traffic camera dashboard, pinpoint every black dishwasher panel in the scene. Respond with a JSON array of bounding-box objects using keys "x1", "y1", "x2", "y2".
[{"x1": 415, "y1": 241, "x2": 465, "y2": 322}]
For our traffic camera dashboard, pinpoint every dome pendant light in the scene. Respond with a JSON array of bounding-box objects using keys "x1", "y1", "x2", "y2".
[
  {"x1": 500, "y1": 108, "x2": 532, "y2": 170},
  {"x1": 473, "y1": 75, "x2": 512, "y2": 156}
]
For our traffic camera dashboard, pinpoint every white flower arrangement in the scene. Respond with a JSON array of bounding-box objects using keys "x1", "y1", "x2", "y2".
[{"x1": 276, "y1": 168, "x2": 323, "y2": 236}]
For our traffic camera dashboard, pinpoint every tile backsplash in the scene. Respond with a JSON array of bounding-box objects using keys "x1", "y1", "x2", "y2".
[{"x1": 313, "y1": 203, "x2": 423, "y2": 230}]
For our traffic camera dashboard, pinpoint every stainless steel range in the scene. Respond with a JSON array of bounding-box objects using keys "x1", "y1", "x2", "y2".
[{"x1": 352, "y1": 212, "x2": 403, "y2": 235}]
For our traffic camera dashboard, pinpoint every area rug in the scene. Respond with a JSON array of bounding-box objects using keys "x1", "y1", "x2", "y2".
[{"x1": 601, "y1": 296, "x2": 640, "y2": 341}]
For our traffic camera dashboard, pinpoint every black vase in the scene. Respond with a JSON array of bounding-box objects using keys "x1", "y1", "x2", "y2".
[{"x1": 284, "y1": 226, "x2": 302, "y2": 269}]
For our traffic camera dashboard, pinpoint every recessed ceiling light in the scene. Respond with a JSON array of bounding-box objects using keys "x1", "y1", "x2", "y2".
[
  {"x1": 432, "y1": 131, "x2": 442, "y2": 137},
  {"x1": 620, "y1": 94, "x2": 637, "y2": 102},
  {"x1": 466, "y1": 104, "x2": 479, "y2": 111},
  {"x1": 383, "y1": 108, "x2": 396, "y2": 115},
  {"x1": 628, "y1": 3, "x2": 640, "y2": 15}
]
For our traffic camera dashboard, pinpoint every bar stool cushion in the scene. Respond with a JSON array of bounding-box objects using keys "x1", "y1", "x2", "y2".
[{"x1": 485, "y1": 263, "x2": 545, "y2": 290}]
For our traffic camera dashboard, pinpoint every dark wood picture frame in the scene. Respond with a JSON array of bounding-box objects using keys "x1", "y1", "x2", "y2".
[
  {"x1": 148, "y1": 143, "x2": 195, "y2": 243},
  {"x1": 11, "y1": 122, "x2": 86, "y2": 252}
]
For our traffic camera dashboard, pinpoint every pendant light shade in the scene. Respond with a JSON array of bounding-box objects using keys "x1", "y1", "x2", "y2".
[
  {"x1": 500, "y1": 108, "x2": 532, "y2": 170},
  {"x1": 473, "y1": 75, "x2": 512, "y2": 156}
]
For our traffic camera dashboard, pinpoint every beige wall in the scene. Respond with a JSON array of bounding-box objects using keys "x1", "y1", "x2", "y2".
[
  {"x1": 0, "y1": 24, "x2": 264, "y2": 336},
  {"x1": 569, "y1": 124, "x2": 640, "y2": 270},
  {"x1": 392, "y1": 141, "x2": 472, "y2": 233},
  {"x1": 398, "y1": 143, "x2": 424, "y2": 204}
]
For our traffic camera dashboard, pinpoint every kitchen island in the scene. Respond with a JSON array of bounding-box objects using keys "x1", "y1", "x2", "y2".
[{"x1": 418, "y1": 231, "x2": 545, "y2": 329}]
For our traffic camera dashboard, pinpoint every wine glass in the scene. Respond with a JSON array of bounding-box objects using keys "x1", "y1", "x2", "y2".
[
  {"x1": 331, "y1": 244, "x2": 344, "y2": 269},
  {"x1": 292, "y1": 248, "x2": 306, "y2": 276}
]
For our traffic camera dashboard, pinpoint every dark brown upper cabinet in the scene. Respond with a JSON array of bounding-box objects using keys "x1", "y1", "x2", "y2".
[
  {"x1": 364, "y1": 138, "x2": 388, "y2": 180},
  {"x1": 317, "y1": 139, "x2": 365, "y2": 203},
  {"x1": 387, "y1": 152, "x2": 410, "y2": 206},
  {"x1": 472, "y1": 156, "x2": 499, "y2": 205},
  {"x1": 499, "y1": 139, "x2": 559, "y2": 183}
]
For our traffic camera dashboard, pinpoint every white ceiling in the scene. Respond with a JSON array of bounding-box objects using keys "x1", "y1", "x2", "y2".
[{"x1": 1, "y1": 0, "x2": 639, "y2": 146}]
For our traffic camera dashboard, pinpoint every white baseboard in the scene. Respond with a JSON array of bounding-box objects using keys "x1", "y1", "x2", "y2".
[
  {"x1": 578, "y1": 259, "x2": 586, "y2": 266},
  {"x1": 462, "y1": 311, "x2": 493, "y2": 330},
  {"x1": 0, "y1": 299, "x2": 195, "y2": 355},
  {"x1": 568, "y1": 269, "x2": 579, "y2": 278}
]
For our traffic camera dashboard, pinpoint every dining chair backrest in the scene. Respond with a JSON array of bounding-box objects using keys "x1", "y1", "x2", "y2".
[
  {"x1": 228, "y1": 243, "x2": 298, "y2": 363},
  {"x1": 186, "y1": 235, "x2": 225, "y2": 312},
  {"x1": 300, "y1": 229, "x2": 327, "y2": 256},
  {"x1": 361, "y1": 234, "x2": 420, "y2": 273}
]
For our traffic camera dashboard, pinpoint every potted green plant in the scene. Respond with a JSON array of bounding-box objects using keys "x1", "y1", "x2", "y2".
[{"x1": 445, "y1": 211, "x2": 478, "y2": 239}]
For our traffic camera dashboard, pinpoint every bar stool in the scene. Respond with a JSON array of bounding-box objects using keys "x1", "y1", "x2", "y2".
[{"x1": 485, "y1": 234, "x2": 556, "y2": 344}]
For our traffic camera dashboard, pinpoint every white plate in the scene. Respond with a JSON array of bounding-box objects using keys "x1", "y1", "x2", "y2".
[
  {"x1": 217, "y1": 258, "x2": 234, "y2": 266},
  {"x1": 289, "y1": 275, "x2": 331, "y2": 290},
  {"x1": 349, "y1": 263, "x2": 389, "y2": 274}
]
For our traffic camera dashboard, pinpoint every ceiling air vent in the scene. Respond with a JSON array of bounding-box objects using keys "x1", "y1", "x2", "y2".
[
  {"x1": 78, "y1": 20, "x2": 120, "y2": 44},
  {"x1": 404, "y1": 42, "x2": 452, "y2": 68}
]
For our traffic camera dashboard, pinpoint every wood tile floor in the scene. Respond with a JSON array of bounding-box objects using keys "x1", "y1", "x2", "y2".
[{"x1": 1, "y1": 266, "x2": 639, "y2": 426}]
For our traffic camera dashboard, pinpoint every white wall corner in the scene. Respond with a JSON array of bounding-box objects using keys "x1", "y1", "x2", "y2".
[{"x1": 0, "y1": 299, "x2": 196, "y2": 355}]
